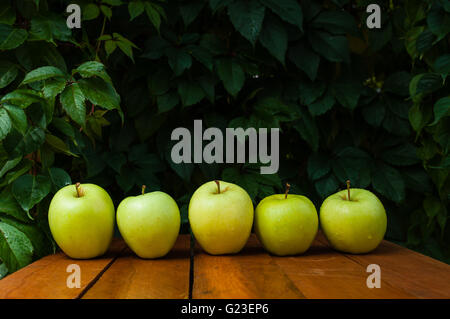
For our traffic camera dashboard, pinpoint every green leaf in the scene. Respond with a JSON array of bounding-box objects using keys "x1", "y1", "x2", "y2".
[
  {"x1": 157, "y1": 92, "x2": 179, "y2": 113},
  {"x1": 12, "y1": 174, "x2": 51, "y2": 212},
  {"x1": 1, "y1": 89, "x2": 47, "y2": 108},
  {"x1": 100, "y1": 5, "x2": 112, "y2": 19},
  {"x1": 259, "y1": 14, "x2": 287, "y2": 64},
  {"x1": 384, "y1": 71, "x2": 412, "y2": 96},
  {"x1": 22, "y1": 66, "x2": 65, "y2": 85},
  {"x1": 381, "y1": 143, "x2": 420, "y2": 166},
  {"x1": 311, "y1": 11, "x2": 358, "y2": 36},
  {"x1": 216, "y1": 58, "x2": 245, "y2": 97},
  {"x1": 372, "y1": 162, "x2": 405, "y2": 203},
  {"x1": 307, "y1": 152, "x2": 330, "y2": 181},
  {"x1": 3, "y1": 127, "x2": 45, "y2": 158},
  {"x1": 29, "y1": 14, "x2": 71, "y2": 43},
  {"x1": 402, "y1": 168, "x2": 432, "y2": 193},
  {"x1": 82, "y1": 3, "x2": 100, "y2": 20},
  {"x1": 188, "y1": 45, "x2": 213, "y2": 71},
  {"x1": 112, "y1": 33, "x2": 139, "y2": 62},
  {"x1": 423, "y1": 196, "x2": 442, "y2": 220},
  {"x1": 333, "y1": 79, "x2": 362, "y2": 110},
  {"x1": 315, "y1": 173, "x2": 339, "y2": 199},
  {"x1": 45, "y1": 134, "x2": 77, "y2": 156},
  {"x1": 259, "y1": 0, "x2": 303, "y2": 30},
  {"x1": 309, "y1": 30, "x2": 350, "y2": 63},
  {"x1": 0, "y1": 222, "x2": 33, "y2": 272},
  {"x1": 416, "y1": 29, "x2": 435, "y2": 53},
  {"x1": 78, "y1": 78, "x2": 121, "y2": 112},
  {"x1": 180, "y1": 1, "x2": 205, "y2": 27},
  {"x1": 0, "y1": 24, "x2": 28, "y2": 50},
  {"x1": 60, "y1": 83, "x2": 86, "y2": 126},
  {"x1": 0, "y1": 61, "x2": 18, "y2": 88},
  {"x1": 299, "y1": 81, "x2": 325, "y2": 105},
  {"x1": 0, "y1": 3, "x2": 16, "y2": 25},
  {"x1": 3, "y1": 104, "x2": 27, "y2": 135},
  {"x1": 177, "y1": 81, "x2": 205, "y2": 107},
  {"x1": 48, "y1": 167, "x2": 71, "y2": 192},
  {"x1": 431, "y1": 97, "x2": 450, "y2": 125},
  {"x1": 288, "y1": 42, "x2": 320, "y2": 81},
  {"x1": 0, "y1": 263, "x2": 7, "y2": 278},
  {"x1": 308, "y1": 88, "x2": 334, "y2": 116},
  {"x1": 0, "y1": 157, "x2": 21, "y2": 179},
  {"x1": 42, "y1": 77, "x2": 67, "y2": 99},
  {"x1": 433, "y1": 54, "x2": 450, "y2": 76},
  {"x1": 129, "y1": 0, "x2": 145, "y2": 21},
  {"x1": 167, "y1": 47, "x2": 192, "y2": 76},
  {"x1": 75, "y1": 61, "x2": 112, "y2": 84},
  {"x1": 228, "y1": 0, "x2": 265, "y2": 45},
  {"x1": 51, "y1": 117, "x2": 74, "y2": 138},
  {"x1": 0, "y1": 216, "x2": 54, "y2": 259},
  {"x1": 293, "y1": 107, "x2": 319, "y2": 151},
  {"x1": 145, "y1": 2, "x2": 162, "y2": 32},
  {"x1": 362, "y1": 99, "x2": 385, "y2": 127},
  {"x1": 0, "y1": 187, "x2": 29, "y2": 222},
  {"x1": 415, "y1": 73, "x2": 443, "y2": 96},
  {"x1": 427, "y1": 4, "x2": 450, "y2": 40},
  {"x1": 435, "y1": 117, "x2": 450, "y2": 153},
  {"x1": 0, "y1": 108, "x2": 12, "y2": 140},
  {"x1": 333, "y1": 147, "x2": 371, "y2": 187}
]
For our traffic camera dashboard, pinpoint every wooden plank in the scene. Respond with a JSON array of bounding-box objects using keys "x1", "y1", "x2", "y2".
[
  {"x1": 315, "y1": 233, "x2": 450, "y2": 298},
  {"x1": 192, "y1": 234, "x2": 305, "y2": 299},
  {"x1": 82, "y1": 234, "x2": 190, "y2": 299},
  {"x1": 272, "y1": 235, "x2": 415, "y2": 299},
  {"x1": 0, "y1": 239, "x2": 126, "y2": 299}
]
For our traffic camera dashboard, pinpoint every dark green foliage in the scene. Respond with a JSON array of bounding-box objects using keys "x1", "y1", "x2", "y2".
[{"x1": 0, "y1": 0, "x2": 449, "y2": 276}]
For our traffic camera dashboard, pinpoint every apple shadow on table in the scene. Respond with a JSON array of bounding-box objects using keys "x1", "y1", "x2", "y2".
[{"x1": 118, "y1": 247, "x2": 190, "y2": 260}]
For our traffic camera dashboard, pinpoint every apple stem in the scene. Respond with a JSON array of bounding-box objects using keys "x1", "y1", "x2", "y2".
[
  {"x1": 142, "y1": 185, "x2": 146, "y2": 195},
  {"x1": 214, "y1": 180, "x2": 221, "y2": 194},
  {"x1": 284, "y1": 183, "x2": 291, "y2": 199},
  {"x1": 346, "y1": 180, "x2": 351, "y2": 201},
  {"x1": 75, "y1": 182, "x2": 82, "y2": 198}
]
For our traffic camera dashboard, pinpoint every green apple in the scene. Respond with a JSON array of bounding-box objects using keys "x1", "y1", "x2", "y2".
[
  {"x1": 48, "y1": 183, "x2": 115, "y2": 259},
  {"x1": 189, "y1": 180, "x2": 254, "y2": 255},
  {"x1": 116, "y1": 186, "x2": 180, "y2": 259},
  {"x1": 320, "y1": 181, "x2": 387, "y2": 254},
  {"x1": 255, "y1": 183, "x2": 318, "y2": 256}
]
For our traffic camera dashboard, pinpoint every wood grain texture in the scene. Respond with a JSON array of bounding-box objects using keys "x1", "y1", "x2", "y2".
[
  {"x1": 192, "y1": 234, "x2": 305, "y2": 299},
  {"x1": 82, "y1": 234, "x2": 190, "y2": 299},
  {"x1": 0, "y1": 239, "x2": 126, "y2": 299},
  {"x1": 316, "y1": 233, "x2": 450, "y2": 298},
  {"x1": 272, "y1": 236, "x2": 415, "y2": 299}
]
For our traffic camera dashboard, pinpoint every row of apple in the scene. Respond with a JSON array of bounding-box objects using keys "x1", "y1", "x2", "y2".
[{"x1": 48, "y1": 179, "x2": 387, "y2": 259}]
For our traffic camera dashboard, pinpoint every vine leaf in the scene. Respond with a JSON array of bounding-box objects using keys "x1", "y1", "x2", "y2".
[
  {"x1": 0, "y1": 222, "x2": 34, "y2": 273},
  {"x1": 12, "y1": 174, "x2": 52, "y2": 213}
]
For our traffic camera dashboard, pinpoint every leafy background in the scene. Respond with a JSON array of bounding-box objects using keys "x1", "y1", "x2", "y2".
[{"x1": 0, "y1": 0, "x2": 449, "y2": 277}]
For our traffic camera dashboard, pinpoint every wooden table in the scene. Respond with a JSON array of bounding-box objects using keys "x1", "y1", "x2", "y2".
[{"x1": 1, "y1": 233, "x2": 449, "y2": 299}]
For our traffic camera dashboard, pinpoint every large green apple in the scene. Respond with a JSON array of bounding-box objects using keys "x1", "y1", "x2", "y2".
[
  {"x1": 48, "y1": 183, "x2": 115, "y2": 259},
  {"x1": 117, "y1": 186, "x2": 180, "y2": 259},
  {"x1": 255, "y1": 184, "x2": 318, "y2": 256},
  {"x1": 189, "y1": 180, "x2": 253, "y2": 255},
  {"x1": 320, "y1": 182, "x2": 387, "y2": 254}
]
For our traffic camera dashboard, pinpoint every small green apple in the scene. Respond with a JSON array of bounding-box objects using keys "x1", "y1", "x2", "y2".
[
  {"x1": 320, "y1": 181, "x2": 387, "y2": 254},
  {"x1": 189, "y1": 180, "x2": 253, "y2": 255},
  {"x1": 48, "y1": 183, "x2": 115, "y2": 259},
  {"x1": 255, "y1": 183, "x2": 318, "y2": 256},
  {"x1": 116, "y1": 186, "x2": 180, "y2": 259}
]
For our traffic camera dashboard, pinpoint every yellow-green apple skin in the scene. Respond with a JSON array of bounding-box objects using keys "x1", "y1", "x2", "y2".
[
  {"x1": 117, "y1": 191, "x2": 180, "y2": 259},
  {"x1": 48, "y1": 184, "x2": 115, "y2": 259},
  {"x1": 320, "y1": 188, "x2": 387, "y2": 254},
  {"x1": 188, "y1": 180, "x2": 254, "y2": 255},
  {"x1": 255, "y1": 194, "x2": 318, "y2": 256}
]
